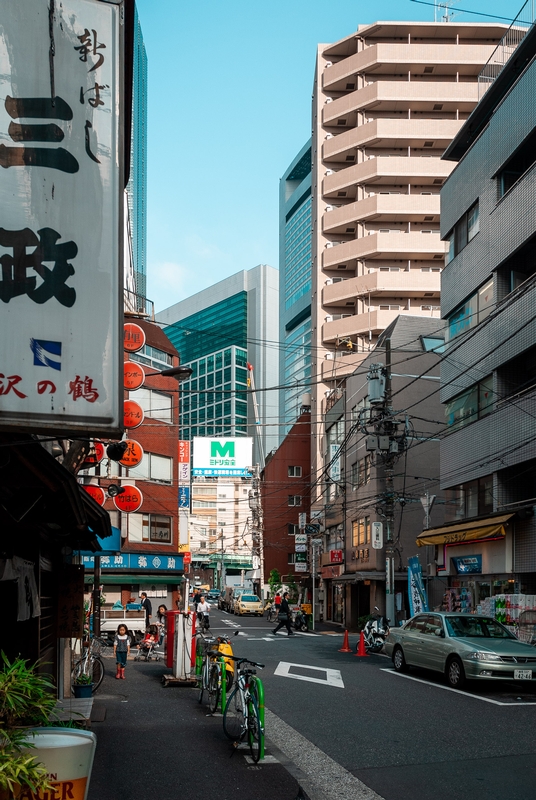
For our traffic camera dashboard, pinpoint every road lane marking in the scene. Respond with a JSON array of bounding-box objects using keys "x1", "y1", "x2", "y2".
[
  {"x1": 381, "y1": 668, "x2": 536, "y2": 705},
  {"x1": 275, "y1": 661, "x2": 344, "y2": 688},
  {"x1": 265, "y1": 707, "x2": 383, "y2": 800}
]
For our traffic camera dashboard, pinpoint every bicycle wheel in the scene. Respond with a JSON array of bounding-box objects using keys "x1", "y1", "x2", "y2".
[
  {"x1": 247, "y1": 693, "x2": 263, "y2": 763},
  {"x1": 208, "y1": 664, "x2": 220, "y2": 713},
  {"x1": 91, "y1": 657, "x2": 105, "y2": 692},
  {"x1": 223, "y1": 686, "x2": 246, "y2": 741},
  {"x1": 198, "y1": 661, "x2": 207, "y2": 704}
]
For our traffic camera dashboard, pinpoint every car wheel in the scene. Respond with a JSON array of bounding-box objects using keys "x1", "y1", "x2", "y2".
[
  {"x1": 393, "y1": 646, "x2": 407, "y2": 673},
  {"x1": 446, "y1": 656, "x2": 466, "y2": 689}
]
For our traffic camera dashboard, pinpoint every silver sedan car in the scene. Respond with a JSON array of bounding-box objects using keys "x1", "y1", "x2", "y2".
[{"x1": 384, "y1": 612, "x2": 536, "y2": 689}]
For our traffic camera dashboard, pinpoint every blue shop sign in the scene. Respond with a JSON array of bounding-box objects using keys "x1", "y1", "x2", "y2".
[
  {"x1": 452, "y1": 555, "x2": 482, "y2": 574},
  {"x1": 82, "y1": 553, "x2": 183, "y2": 571},
  {"x1": 179, "y1": 486, "x2": 190, "y2": 508}
]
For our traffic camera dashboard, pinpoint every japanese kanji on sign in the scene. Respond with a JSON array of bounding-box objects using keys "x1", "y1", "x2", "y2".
[{"x1": 0, "y1": 0, "x2": 123, "y2": 435}]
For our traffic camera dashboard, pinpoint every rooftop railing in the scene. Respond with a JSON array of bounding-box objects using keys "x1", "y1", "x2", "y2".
[{"x1": 478, "y1": 0, "x2": 534, "y2": 98}]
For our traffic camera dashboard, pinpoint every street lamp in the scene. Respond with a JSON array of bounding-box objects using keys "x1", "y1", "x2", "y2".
[{"x1": 148, "y1": 365, "x2": 193, "y2": 381}]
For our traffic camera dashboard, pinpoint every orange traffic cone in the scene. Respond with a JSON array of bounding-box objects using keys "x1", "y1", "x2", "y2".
[
  {"x1": 355, "y1": 630, "x2": 369, "y2": 657},
  {"x1": 339, "y1": 630, "x2": 352, "y2": 653}
]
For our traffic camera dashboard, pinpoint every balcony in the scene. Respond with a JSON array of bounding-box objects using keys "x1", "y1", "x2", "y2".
[
  {"x1": 322, "y1": 269, "x2": 441, "y2": 306},
  {"x1": 323, "y1": 119, "x2": 463, "y2": 162},
  {"x1": 323, "y1": 81, "x2": 479, "y2": 126},
  {"x1": 323, "y1": 194, "x2": 441, "y2": 233},
  {"x1": 322, "y1": 43, "x2": 501, "y2": 91},
  {"x1": 323, "y1": 156, "x2": 453, "y2": 198},
  {"x1": 321, "y1": 352, "x2": 369, "y2": 380},
  {"x1": 322, "y1": 307, "x2": 440, "y2": 343},
  {"x1": 322, "y1": 231, "x2": 448, "y2": 269}
]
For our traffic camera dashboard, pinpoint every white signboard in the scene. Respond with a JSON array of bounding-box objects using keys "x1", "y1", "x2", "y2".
[
  {"x1": 178, "y1": 462, "x2": 190, "y2": 481},
  {"x1": 295, "y1": 563, "x2": 308, "y2": 573},
  {"x1": 295, "y1": 544, "x2": 307, "y2": 553},
  {"x1": 192, "y1": 437, "x2": 253, "y2": 476},
  {"x1": 372, "y1": 521, "x2": 384, "y2": 550},
  {"x1": 298, "y1": 512, "x2": 306, "y2": 530},
  {"x1": 0, "y1": 0, "x2": 122, "y2": 435},
  {"x1": 295, "y1": 534, "x2": 307, "y2": 544}
]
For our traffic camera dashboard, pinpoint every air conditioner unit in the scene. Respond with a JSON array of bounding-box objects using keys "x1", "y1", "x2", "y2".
[
  {"x1": 325, "y1": 242, "x2": 334, "y2": 248},
  {"x1": 325, "y1": 205, "x2": 333, "y2": 212},
  {"x1": 325, "y1": 61, "x2": 333, "y2": 68},
  {"x1": 325, "y1": 315, "x2": 333, "y2": 322},
  {"x1": 325, "y1": 134, "x2": 334, "y2": 140},
  {"x1": 325, "y1": 278, "x2": 333, "y2": 285},
  {"x1": 325, "y1": 169, "x2": 334, "y2": 176},
  {"x1": 325, "y1": 97, "x2": 333, "y2": 104},
  {"x1": 325, "y1": 353, "x2": 334, "y2": 360}
]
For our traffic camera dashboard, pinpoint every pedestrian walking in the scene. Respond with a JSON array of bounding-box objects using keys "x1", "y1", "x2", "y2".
[
  {"x1": 272, "y1": 592, "x2": 294, "y2": 636},
  {"x1": 114, "y1": 623, "x2": 131, "y2": 679},
  {"x1": 192, "y1": 588, "x2": 202, "y2": 612},
  {"x1": 274, "y1": 591, "x2": 282, "y2": 613},
  {"x1": 140, "y1": 592, "x2": 152, "y2": 626},
  {"x1": 157, "y1": 604, "x2": 167, "y2": 644}
]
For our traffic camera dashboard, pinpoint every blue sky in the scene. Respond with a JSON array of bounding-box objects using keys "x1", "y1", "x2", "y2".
[{"x1": 135, "y1": 0, "x2": 523, "y2": 313}]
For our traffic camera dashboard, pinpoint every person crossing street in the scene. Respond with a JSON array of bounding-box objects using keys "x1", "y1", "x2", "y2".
[{"x1": 271, "y1": 592, "x2": 294, "y2": 636}]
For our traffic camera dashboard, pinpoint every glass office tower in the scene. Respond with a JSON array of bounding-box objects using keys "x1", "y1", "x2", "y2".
[{"x1": 279, "y1": 142, "x2": 312, "y2": 434}]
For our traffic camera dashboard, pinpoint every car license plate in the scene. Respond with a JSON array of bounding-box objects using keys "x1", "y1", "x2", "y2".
[{"x1": 514, "y1": 669, "x2": 533, "y2": 680}]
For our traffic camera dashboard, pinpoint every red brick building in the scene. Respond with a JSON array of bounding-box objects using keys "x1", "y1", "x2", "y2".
[{"x1": 261, "y1": 411, "x2": 311, "y2": 585}]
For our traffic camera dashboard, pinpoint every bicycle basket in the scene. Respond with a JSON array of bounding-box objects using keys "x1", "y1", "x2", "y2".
[
  {"x1": 90, "y1": 638, "x2": 105, "y2": 656},
  {"x1": 198, "y1": 636, "x2": 216, "y2": 657}
]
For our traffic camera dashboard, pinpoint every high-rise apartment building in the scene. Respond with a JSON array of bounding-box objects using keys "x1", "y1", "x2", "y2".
[
  {"x1": 126, "y1": 6, "x2": 148, "y2": 302},
  {"x1": 156, "y1": 265, "x2": 279, "y2": 466},
  {"x1": 310, "y1": 21, "x2": 508, "y2": 504},
  {"x1": 279, "y1": 142, "x2": 313, "y2": 433}
]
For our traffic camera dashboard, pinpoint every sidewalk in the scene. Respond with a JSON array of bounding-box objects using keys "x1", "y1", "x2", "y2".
[{"x1": 88, "y1": 658, "x2": 302, "y2": 800}]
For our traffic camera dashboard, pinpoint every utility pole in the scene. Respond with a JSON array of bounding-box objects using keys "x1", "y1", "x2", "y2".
[
  {"x1": 220, "y1": 528, "x2": 226, "y2": 590},
  {"x1": 249, "y1": 465, "x2": 264, "y2": 601},
  {"x1": 365, "y1": 339, "x2": 405, "y2": 625}
]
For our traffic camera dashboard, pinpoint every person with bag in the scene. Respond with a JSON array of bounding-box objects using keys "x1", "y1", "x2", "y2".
[{"x1": 271, "y1": 592, "x2": 294, "y2": 636}]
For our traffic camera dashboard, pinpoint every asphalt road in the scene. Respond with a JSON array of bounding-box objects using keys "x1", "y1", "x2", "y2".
[{"x1": 209, "y1": 606, "x2": 536, "y2": 800}]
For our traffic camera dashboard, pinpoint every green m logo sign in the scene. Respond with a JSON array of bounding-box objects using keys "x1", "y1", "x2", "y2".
[{"x1": 210, "y1": 441, "x2": 235, "y2": 458}]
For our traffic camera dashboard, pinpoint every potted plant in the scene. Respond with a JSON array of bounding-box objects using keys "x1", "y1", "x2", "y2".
[
  {"x1": 72, "y1": 672, "x2": 93, "y2": 698},
  {"x1": 0, "y1": 652, "x2": 56, "y2": 800}
]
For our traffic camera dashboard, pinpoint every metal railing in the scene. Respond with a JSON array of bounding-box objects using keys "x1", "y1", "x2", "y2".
[
  {"x1": 123, "y1": 288, "x2": 154, "y2": 319},
  {"x1": 478, "y1": 0, "x2": 535, "y2": 98}
]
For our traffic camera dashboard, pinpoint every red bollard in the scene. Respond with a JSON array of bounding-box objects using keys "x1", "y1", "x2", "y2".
[
  {"x1": 355, "y1": 630, "x2": 369, "y2": 657},
  {"x1": 339, "y1": 630, "x2": 352, "y2": 653}
]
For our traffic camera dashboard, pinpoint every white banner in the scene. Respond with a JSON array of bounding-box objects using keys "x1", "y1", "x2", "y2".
[
  {"x1": 192, "y1": 437, "x2": 253, "y2": 476},
  {"x1": 0, "y1": 0, "x2": 122, "y2": 435}
]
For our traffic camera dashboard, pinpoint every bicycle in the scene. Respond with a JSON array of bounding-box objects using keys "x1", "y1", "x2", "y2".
[
  {"x1": 223, "y1": 656, "x2": 265, "y2": 762},
  {"x1": 266, "y1": 605, "x2": 278, "y2": 623},
  {"x1": 71, "y1": 636, "x2": 108, "y2": 693},
  {"x1": 196, "y1": 635, "x2": 222, "y2": 712}
]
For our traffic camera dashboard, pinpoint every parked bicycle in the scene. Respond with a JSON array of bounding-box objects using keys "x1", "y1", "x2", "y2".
[
  {"x1": 223, "y1": 656, "x2": 265, "y2": 762},
  {"x1": 71, "y1": 636, "x2": 108, "y2": 693},
  {"x1": 265, "y1": 603, "x2": 278, "y2": 623}
]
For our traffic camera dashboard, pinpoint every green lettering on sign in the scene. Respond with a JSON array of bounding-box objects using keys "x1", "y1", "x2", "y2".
[{"x1": 211, "y1": 441, "x2": 235, "y2": 458}]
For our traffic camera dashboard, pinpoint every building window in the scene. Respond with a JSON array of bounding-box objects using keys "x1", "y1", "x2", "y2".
[
  {"x1": 352, "y1": 516, "x2": 370, "y2": 546},
  {"x1": 498, "y1": 127, "x2": 536, "y2": 198},
  {"x1": 131, "y1": 344, "x2": 173, "y2": 370},
  {"x1": 288, "y1": 523, "x2": 300, "y2": 535},
  {"x1": 288, "y1": 466, "x2": 302, "y2": 477},
  {"x1": 128, "y1": 453, "x2": 173, "y2": 483},
  {"x1": 446, "y1": 477, "x2": 493, "y2": 521},
  {"x1": 351, "y1": 462, "x2": 358, "y2": 490},
  {"x1": 288, "y1": 495, "x2": 302, "y2": 506},
  {"x1": 445, "y1": 201, "x2": 479, "y2": 264},
  {"x1": 358, "y1": 456, "x2": 371, "y2": 486},
  {"x1": 447, "y1": 278, "x2": 494, "y2": 340},
  {"x1": 445, "y1": 375, "x2": 493, "y2": 430},
  {"x1": 127, "y1": 513, "x2": 172, "y2": 544},
  {"x1": 135, "y1": 388, "x2": 172, "y2": 424}
]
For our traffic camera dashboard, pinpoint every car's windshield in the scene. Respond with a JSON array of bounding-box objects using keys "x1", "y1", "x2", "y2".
[
  {"x1": 445, "y1": 616, "x2": 516, "y2": 639},
  {"x1": 241, "y1": 596, "x2": 259, "y2": 602}
]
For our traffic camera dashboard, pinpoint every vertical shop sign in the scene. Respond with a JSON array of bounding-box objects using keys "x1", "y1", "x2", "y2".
[
  {"x1": 0, "y1": 0, "x2": 123, "y2": 435},
  {"x1": 408, "y1": 555, "x2": 429, "y2": 617}
]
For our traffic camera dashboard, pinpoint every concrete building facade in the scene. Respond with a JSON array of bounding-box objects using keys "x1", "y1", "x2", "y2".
[
  {"x1": 427, "y1": 18, "x2": 536, "y2": 612},
  {"x1": 310, "y1": 21, "x2": 509, "y2": 508}
]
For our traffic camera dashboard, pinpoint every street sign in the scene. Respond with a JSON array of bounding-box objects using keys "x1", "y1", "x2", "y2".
[
  {"x1": 295, "y1": 544, "x2": 307, "y2": 553},
  {"x1": 305, "y1": 523, "x2": 321, "y2": 535},
  {"x1": 113, "y1": 485, "x2": 143, "y2": 514},
  {"x1": 183, "y1": 552, "x2": 191, "y2": 565},
  {"x1": 311, "y1": 538, "x2": 323, "y2": 545},
  {"x1": 295, "y1": 534, "x2": 307, "y2": 544},
  {"x1": 299, "y1": 513, "x2": 307, "y2": 529},
  {"x1": 372, "y1": 521, "x2": 383, "y2": 550},
  {"x1": 118, "y1": 440, "x2": 144, "y2": 468},
  {"x1": 82, "y1": 485, "x2": 105, "y2": 507},
  {"x1": 295, "y1": 563, "x2": 307, "y2": 572}
]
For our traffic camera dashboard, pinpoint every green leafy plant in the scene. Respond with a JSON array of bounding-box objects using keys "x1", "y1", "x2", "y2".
[
  {"x1": 0, "y1": 653, "x2": 56, "y2": 799},
  {"x1": 72, "y1": 672, "x2": 92, "y2": 686},
  {"x1": 268, "y1": 569, "x2": 281, "y2": 598}
]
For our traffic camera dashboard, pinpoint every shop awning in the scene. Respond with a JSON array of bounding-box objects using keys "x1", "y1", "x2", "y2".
[{"x1": 416, "y1": 513, "x2": 514, "y2": 547}]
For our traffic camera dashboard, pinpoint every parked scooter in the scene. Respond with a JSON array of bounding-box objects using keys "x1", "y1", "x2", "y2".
[
  {"x1": 292, "y1": 607, "x2": 309, "y2": 632},
  {"x1": 359, "y1": 607, "x2": 390, "y2": 653}
]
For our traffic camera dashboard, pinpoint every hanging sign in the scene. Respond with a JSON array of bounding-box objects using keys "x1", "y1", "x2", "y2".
[
  {"x1": 124, "y1": 361, "x2": 145, "y2": 390},
  {"x1": 118, "y1": 439, "x2": 144, "y2": 468},
  {"x1": 82, "y1": 485, "x2": 106, "y2": 507},
  {"x1": 372, "y1": 521, "x2": 383, "y2": 550},
  {"x1": 0, "y1": 0, "x2": 123, "y2": 437},
  {"x1": 124, "y1": 323, "x2": 146, "y2": 353},
  {"x1": 113, "y1": 484, "x2": 143, "y2": 513},
  {"x1": 124, "y1": 399, "x2": 144, "y2": 429},
  {"x1": 81, "y1": 441, "x2": 105, "y2": 469}
]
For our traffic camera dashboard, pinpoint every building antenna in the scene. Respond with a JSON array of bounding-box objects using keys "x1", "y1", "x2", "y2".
[{"x1": 435, "y1": 1, "x2": 454, "y2": 22}]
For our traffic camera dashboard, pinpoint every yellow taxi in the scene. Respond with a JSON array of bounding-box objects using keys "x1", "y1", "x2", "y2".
[{"x1": 235, "y1": 594, "x2": 263, "y2": 616}]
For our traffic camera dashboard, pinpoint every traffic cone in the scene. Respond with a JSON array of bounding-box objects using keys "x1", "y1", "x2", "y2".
[
  {"x1": 338, "y1": 630, "x2": 352, "y2": 653},
  {"x1": 355, "y1": 630, "x2": 369, "y2": 657}
]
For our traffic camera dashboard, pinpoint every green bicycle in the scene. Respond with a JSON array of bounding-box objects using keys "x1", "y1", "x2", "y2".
[{"x1": 222, "y1": 656, "x2": 265, "y2": 762}]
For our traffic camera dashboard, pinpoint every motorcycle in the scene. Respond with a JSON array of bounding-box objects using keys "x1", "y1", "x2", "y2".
[
  {"x1": 292, "y1": 607, "x2": 309, "y2": 632},
  {"x1": 359, "y1": 607, "x2": 390, "y2": 653}
]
